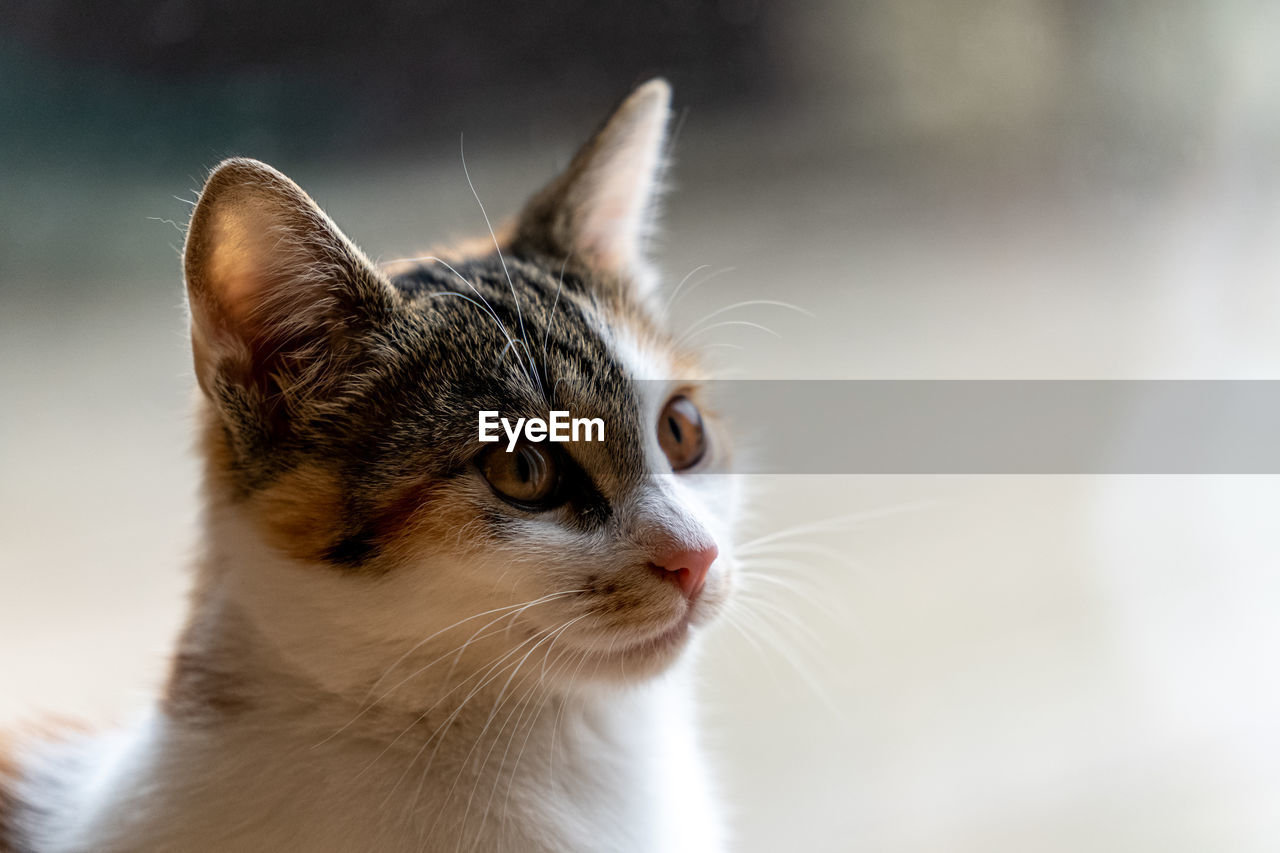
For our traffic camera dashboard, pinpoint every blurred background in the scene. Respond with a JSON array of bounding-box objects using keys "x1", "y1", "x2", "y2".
[{"x1": 4, "y1": 2, "x2": 1280, "y2": 850}]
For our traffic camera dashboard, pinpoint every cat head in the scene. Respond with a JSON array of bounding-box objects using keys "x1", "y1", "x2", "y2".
[{"x1": 183, "y1": 80, "x2": 739, "y2": 702}]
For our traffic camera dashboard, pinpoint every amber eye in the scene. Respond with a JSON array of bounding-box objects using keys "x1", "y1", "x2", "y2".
[
  {"x1": 658, "y1": 395, "x2": 707, "y2": 471},
  {"x1": 477, "y1": 441, "x2": 561, "y2": 509}
]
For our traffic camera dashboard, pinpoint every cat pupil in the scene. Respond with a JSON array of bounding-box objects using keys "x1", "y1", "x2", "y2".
[{"x1": 669, "y1": 416, "x2": 683, "y2": 444}]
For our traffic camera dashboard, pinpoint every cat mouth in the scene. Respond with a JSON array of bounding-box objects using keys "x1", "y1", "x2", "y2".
[
  {"x1": 596, "y1": 587, "x2": 730, "y2": 663},
  {"x1": 545, "y1": 593, "x2": 724, "y2": 677},
  {"x1": 531, "y1": 608, "x2": 703, "y2": 683}
]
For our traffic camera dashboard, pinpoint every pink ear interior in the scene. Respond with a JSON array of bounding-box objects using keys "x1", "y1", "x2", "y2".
[
  {"x1": 512, "y1": 79, "x2": 673, "y2": 296},
  {"x1": 566, "y1": 80, "x2": 672, "y2": 273},
  {"x1": 183, "y1": 158, "x2": 383, "y2": 400}
]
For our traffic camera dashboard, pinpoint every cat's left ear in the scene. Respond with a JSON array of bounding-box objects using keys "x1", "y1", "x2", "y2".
[
  {"x1": 183, "y1": 158, "x2": 397, "y2": 418},
  {"x1": 511, "y1": 78, "x2": 672, "y2": 303}
]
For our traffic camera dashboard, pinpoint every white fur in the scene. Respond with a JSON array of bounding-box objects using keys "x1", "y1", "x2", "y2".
[
  {"x1": 17, "y1": 673, "x2": 722, "y2": 852},
  {"x1": 14, "y1": 487, "x2": 729, "y2": 851}
]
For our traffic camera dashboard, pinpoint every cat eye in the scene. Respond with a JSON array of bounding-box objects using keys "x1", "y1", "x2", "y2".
[
  {"x1": 657, "y1": 395, "x2": 706, "y2": 471},
  {"x1": 477, "y1": 441, "x2": 562, "y2": 509}
]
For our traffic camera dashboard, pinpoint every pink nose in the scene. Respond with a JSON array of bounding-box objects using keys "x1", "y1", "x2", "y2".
[{"x1": 652, "y1": 544, "x2": 718, "y2": 601}]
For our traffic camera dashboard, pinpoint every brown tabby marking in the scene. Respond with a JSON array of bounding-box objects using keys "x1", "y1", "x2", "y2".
[{"x1": 164, "y1": 649, "x2": 252, "y2": 721}]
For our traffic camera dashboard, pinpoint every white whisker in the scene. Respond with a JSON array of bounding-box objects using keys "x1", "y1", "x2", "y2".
[
  {"x1": 681, "y1": 299, "x2": 815, "y2": 339},
  {"x1": 314, "y1": 589, "x2": 583, "y2": 749},
  {"x1": 676, "y1": 319, "x2": 781, "y2": 346},
  {"x1": 736, "y1": 500, "x2": 937, "y2": 552},
  {"x1": 459, "y1": 135, "x2": 542, "y2": 396},
  {"x1": 541, "y1": 255, "x2": 570, "y2": 403},
  {"x1": 663, "y1": 263, "x2": 710, "y2": 313},
  {"x1": 665, "y1": 264, "x2": 737, "y2": 313}
]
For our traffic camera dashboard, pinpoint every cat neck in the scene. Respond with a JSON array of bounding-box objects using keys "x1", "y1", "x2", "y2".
[{"x1": 29, "y1": 565, "x2": 723, "y2": 852}]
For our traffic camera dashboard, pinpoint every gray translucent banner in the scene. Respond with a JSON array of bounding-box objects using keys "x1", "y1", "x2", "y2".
[{"x1": 653, "y1": 381, "x2": 1280, "y2": 474}]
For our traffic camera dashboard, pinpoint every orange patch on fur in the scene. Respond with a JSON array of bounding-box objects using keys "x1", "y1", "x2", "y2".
[
  {"x1": 258, "y1": 466, "x2": 464, "y2": 570},
  {"x1": 252, "y1": 463, "x2": 348, "y2": 563},
  {"x1": 199, "y1": 391, "x2": 470, "y2": 572},
  {"x1": 365, "y1": 480, "x2": 450, "y2": 557},
  {"x1": 380, "y1": 481, "x2": 489, "y2": 565}
]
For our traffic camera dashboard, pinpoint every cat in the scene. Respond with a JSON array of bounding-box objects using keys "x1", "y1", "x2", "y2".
[{"x1": 0, "y1": 78, "x2": 740, "y2": 852}]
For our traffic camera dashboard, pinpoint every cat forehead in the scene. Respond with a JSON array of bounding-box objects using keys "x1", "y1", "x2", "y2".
[
  {"x1": 391, "y1": 253, "x2": 606, "y2": 366},
  {"x1": 376, "y1": 252, "x2": 671, "y2": 484},
  {"x1": 389, "y1": 252, "x2": 662, "y2": 389}
]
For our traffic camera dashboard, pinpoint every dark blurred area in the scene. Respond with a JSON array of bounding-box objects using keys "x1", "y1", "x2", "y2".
[{"x1": 0, "y1": 0, "x2": 777, "y2": 169}]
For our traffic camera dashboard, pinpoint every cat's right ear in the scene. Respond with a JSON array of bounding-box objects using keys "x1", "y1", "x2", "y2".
[{"x1": 183, "y1": 159, "x2": 395, "y2": 423}]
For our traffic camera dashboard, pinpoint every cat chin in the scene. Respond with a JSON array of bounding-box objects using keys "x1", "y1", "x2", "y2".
[
  {"x1": 586, "y1": 581, "x2": 731, "y2": 681},
  {"x1": 551, "y1": 611, "x2": 711, "y2": 685},
  {"x1": 610, "y1": 613, "x2": 693, "y2": 660}
]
